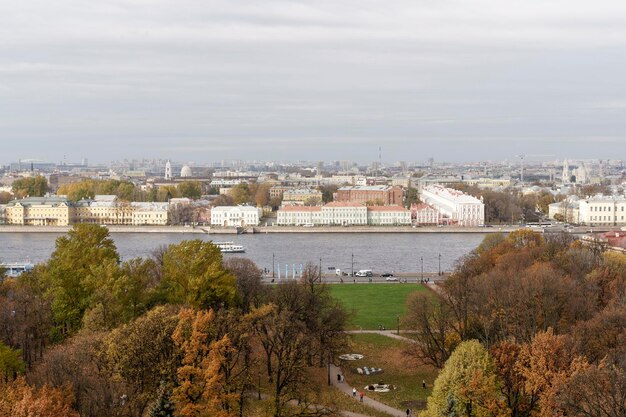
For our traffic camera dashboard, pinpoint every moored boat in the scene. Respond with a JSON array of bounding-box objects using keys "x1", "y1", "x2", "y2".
[{"x1": 213, "y1": 242, "x2": 246, "y2": 253}]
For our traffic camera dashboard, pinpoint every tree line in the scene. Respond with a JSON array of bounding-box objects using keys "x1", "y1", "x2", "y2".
[
  {"x1": 0, "y1": 224, "x2": 347, "y2": 417},
  {"x1": 405, "y1": 230, "x2": 626, "y2": 417}
]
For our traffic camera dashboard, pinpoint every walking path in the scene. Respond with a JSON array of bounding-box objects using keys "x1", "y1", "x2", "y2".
[
  {"x1": 344, "y1": 329, "x2": 417, "y2": 344},
  {"x1": 331, "y1": 363, "x2": 409, "y2": 417}
]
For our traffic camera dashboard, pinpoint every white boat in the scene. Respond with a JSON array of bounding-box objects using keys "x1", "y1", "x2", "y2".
[
  {"x1": 213, "y1": 242, "x2": 246, "y2": 253},
  {"x1": 1, "y1": 262, "x2": 35, "y2": 278}
]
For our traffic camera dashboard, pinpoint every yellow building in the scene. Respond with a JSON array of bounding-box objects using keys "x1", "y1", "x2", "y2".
[
  {"x1": 5, "y1": 197, "x2": 72, "y2": 226},
  {"x1": 5, "y1": 195, "x2": 168, "y2": 226}
]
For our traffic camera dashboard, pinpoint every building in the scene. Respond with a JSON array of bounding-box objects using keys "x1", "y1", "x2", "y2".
[
  {"x1": 420, "y1": 185, "x2": 485, "y2": 227},
  {"x1": 269, "y1": 186, "x2": 293, "y2": 199},
  {"x1": 276, "y1": 203, "x2": 409, "y2": 226},
  {"x1": 165, "y1": 160, "x2": 172, "y2": 180},
  {"x1": 578, "y1": 195, "x2": 626, "y2": 226},
  {"x1": 5, "y1": 195, "x2": 169, "y2": 226},
  {"x1": 334, "y1": 185, "x2": 404, "y2": 206},
  {"x1": 180, "y1": 165, "x2": 192, "y2": 177},
  {"x1": 411, "y1": 203, "x2": 441, "y2": 225},
  {"x1": 282, "y1": 188, "x2": 323, "y2": 205},
  {"x1": 210, "y1": 206, "x2": 262, "y2": 227},
  {"x1": 548, "y1": 198, "x2": 581, "y2": 224},
  {"x1": 366, "y1": 206, "x2": 411, "y2": 225},
  {"x1": 5, "y1": 197, "x2": 73, "y2": 226}
]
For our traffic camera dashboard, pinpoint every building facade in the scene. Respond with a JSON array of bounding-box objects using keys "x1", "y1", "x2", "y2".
[
  {"x1": 5, "y1": 197, "x2": 73, "y2": 226},
  {"x1": 210, "y1": 206, "x2": 262, "y2": 227},
  {"x1": 276, "y1": 203, "x2": 409, "y2": 226},
  {"x1": 334, "y1": 185, "x2": 404, "y2": 206},
  {"x1": 420, "y1": 185, "x2": 485, "y2": 227},
  {"x1": 282, "y1": 188, "x2": 323, "y2": 205},
  {"x1": 411, "y1": 203, "x2": 441, "y2": 225},
  {"x1": 578, "y1": 195, "x2": 626, "y2": 226},
  {"x1": 366, "y1": 206, "x2": 411, "y2": 225}
]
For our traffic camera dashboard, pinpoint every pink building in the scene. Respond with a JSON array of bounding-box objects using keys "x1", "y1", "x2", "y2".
[{"x1": 411, "y1": 203, "x2": 441, "y2": 225}]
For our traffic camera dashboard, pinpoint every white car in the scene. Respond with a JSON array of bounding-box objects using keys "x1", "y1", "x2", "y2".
[{"x1": 385, "y1": 276, "x2": 398, "y2": 281}]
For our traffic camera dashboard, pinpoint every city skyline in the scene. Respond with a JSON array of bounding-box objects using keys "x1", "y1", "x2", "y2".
[{"x1": 2, "y1": 0, "x2": 626, "y2": 162}]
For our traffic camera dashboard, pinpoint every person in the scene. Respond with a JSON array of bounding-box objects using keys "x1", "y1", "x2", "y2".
[
  {"x1": 359, "y1": 391, "x2": 364, "y2": 402},
  {"x1": 422, "y1": 379, "x2": 426, "y2": 389},
  {"x1": 352, "y1": 387, "x2": 356, "y2": 398},
  {"x1": 337, "y1": 373, "x2": 341, "y2": 382},
  {"x1": 406, "y1": 409, "x2": 411, "y2": 416}
]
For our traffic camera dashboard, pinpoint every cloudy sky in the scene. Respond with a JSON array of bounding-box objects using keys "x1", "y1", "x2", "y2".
[{"x1": 2, "y1": 0, "x2": 626, "y2": 164}]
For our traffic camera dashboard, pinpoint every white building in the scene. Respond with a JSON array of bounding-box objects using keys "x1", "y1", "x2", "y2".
[
  {"x1": 578, "y1": 195, "x2": 626, "y2": 226},
  {"x1": 412, "y1": 203, "x2": 441, "y2": 225},
  {"x1": 420, "y1": 185, "x2": 485, "y2": 227},
  {"x1": 276, "y1": 203, "x2": 409, "y2": 226},
  {"x1": 211, "y1": 206, "x2": 262, "y2": 227},
  {"x1": 322, "y1": 202, "x2": 367, "y2": 225},
  {"x1": 366, "y1": 206, "x2": 411, "y2": 225},
  {"x1": 131, "y1": 202, "x2": 169, "y2": 225},
  {"x1": 548, "y1": 198, "x2": 581, "y2": 224}
]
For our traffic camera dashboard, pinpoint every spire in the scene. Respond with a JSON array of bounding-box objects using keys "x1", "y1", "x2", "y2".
[{"x1": 165, "y1": 160, "x2": 172, "y2": 180}]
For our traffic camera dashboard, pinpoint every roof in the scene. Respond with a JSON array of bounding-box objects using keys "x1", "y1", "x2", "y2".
[
  {"x1": 422, "y1": 185, "x2": 483, "y2": 204},
  {"x1": 279, "y1": 206, "x2": 322, "y2": 212},
  {"x1": 338, "y1": 185, "x2": 392, "y2": 191},
  {"x1": 367, "y1": 205, "x2": 410, "y2": 212},
  {"x1": 211, "y1": 205, "x2": 260, "y2": 212},
  {"x1": 324, "y1": 202, "x2": 366, "y2": 208},
  {"x1": 7, "y1": 197, "x2": 71, "y2": 207},
  {"x1": 412, "y1": 203, "x2": 437, "y2": 211}
]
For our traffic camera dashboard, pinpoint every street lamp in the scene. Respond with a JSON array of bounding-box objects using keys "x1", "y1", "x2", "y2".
[
  {"x1": 438, "y1": 253, "x2": 441, "y2": 276},
  {"x1": 272, "y1": 253, "x2": 275, "y2": 278},
  {"x1": 421, "y1": 256, "x2": 424, "y2": 282},
  {"x1": 351, "y1": 253, "x2": 354, "y2": 278},
  {"x1": 397, "y1": 315, "x2": 400, "y2": 335}
]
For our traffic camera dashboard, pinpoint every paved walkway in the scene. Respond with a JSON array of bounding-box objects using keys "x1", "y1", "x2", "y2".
[
  {"x1": 345, "y1": 329, "x2": 417, "y2": 344},
  {"x1": 331, "y1": 363, "x2": 409, "y2": 417}
]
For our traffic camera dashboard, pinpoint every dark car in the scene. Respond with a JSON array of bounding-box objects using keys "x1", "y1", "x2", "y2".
[{"x1": 381, "y1": 272, "x2": 394, "y2": 277}]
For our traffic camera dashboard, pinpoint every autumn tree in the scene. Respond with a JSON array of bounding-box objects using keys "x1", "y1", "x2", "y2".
[
  {"x1": 0, "y1": 378, "x2": 79, "y2": 417},
  {"x1": 178, "y1": 181, "x2": 202, "y2": 199},
  {"x1": 0, "y1": 342, "x2": 24, "y2": 381},
  {"x1": 155, "y1": 240, "x2": 237, "y2": 309},
  {"x1": 421, "y1": 340, "x2": 504, "y2": 417},
  {"x1": 228, "y1": 183, "x2": 251, "y2": 205},
  {"x1": 12, "y1": 176, "x2": 48, "y2": 198},
  {"x1": 44, "y1": 224, "x2": 120, "y2": 338},
  {"x1": 223, "y1": 257, "x2": 265, "y2": 313}
]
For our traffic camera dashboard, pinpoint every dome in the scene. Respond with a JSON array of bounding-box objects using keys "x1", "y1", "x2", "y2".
[{"x1": 180, "y1": 165, "x2": 192, "y2": 177}]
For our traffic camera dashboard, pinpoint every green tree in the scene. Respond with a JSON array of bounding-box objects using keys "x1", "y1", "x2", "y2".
[
  {"x1": 178, "y1": 181, "x2": 202, "y2": 199},
  {"x1": 0, "y1": 342, "x2": 25, "y2": 381},
  {"x1": 12, "y1": 176, "x2": 48, "y2": 198},
  {"x1": 228, "y1": 184, "x2": 251, "y2": 205},
  {"x1": 45, "y1": 224, "x2": 120, "y2": 338},
  {"x1": 421, "y1": 340, "x2": 505, "y2": 417},
  {"x1": 156, "y1": 240, "x2": 237, "y2": 309}
]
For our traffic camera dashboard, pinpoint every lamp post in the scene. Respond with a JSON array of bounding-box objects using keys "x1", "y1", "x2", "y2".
[
  {"x1": 327, "y1": 352, "x2": 331, "y2": 386},
  {"x1": 351, "y1": 253, "x2": 354, "y2": 278},
  {"x1": 421, "y1": 256, "x2": 424, "y2": 282},
  {"x1": 397, "y1": 315, "x2": 400, "y2": 335},
  {"x1": 272, "y1": 253, "x2": 275, "y2": 278},
  {"x1": 438, "y1": 253, "x2": 441, "y2": 276},
  {"x1": 319, "y1": 257, "x2": 322, "y2": 283}
]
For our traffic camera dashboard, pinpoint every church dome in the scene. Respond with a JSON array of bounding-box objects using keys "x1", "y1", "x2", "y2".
[{"x1": 180, "y1": 165, "x2": 192, "y2": 177}]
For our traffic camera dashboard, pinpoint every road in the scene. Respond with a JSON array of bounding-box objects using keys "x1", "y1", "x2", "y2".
[{"x1": 262, "y1": 272, "x2": 447, "y2": 284}]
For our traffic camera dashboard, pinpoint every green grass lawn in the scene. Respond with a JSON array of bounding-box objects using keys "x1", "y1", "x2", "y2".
[
  {"x1": 329, "y1": 283, "x2": 428, "y2": 330},
  {"x1": 341, "y1": 333, "x2": 438, "y2": 412}
]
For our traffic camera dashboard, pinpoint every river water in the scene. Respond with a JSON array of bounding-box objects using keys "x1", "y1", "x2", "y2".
[{"x1": 0, "y1": 232, "x2": 486, "y2": 274}]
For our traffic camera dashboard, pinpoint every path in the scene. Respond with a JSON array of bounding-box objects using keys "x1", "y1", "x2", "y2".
[
  {"x1": 331, "y1": 363, "x2": 410, "y2": 417},
  {"x1": 344, "y1": 329, "x2": 417, "y2": 344}
]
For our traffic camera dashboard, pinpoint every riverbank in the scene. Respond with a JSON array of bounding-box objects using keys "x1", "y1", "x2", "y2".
[{"x1": 0, "y1": 225, "x2": 517, "y2": 234}]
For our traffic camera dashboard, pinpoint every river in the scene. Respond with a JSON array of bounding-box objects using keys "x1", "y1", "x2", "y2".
[{"x1": 0, "y1": 232, "x2": 487, "y2": 274}]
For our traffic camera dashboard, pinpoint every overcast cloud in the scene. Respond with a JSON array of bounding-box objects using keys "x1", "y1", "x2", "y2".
[{"x1": 1, "y1": 0, "x2": 626, "y2": 163}]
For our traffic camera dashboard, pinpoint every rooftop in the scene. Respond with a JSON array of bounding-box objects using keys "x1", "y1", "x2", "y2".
[{"x1": 367, "y1": 205, "x2": 409, "y2": 212}]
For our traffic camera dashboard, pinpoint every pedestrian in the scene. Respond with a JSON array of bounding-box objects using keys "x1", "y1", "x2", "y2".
[
  {"x1": 422, "y1": 379, "x2": 426, "y2": 389},
  {"x1": 406, "y1": 409, "x2": 411, "y2": 416},
  {"x1": 359, "y1": 391, "x2": 364, "y2": 402},
  {"x1": 352, "y1": 387, "x2": 356, "y2": 398}
]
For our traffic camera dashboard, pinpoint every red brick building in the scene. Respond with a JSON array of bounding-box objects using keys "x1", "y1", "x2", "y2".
[{"x1": 334, "y1": 185, "x2": 404, "y2": 206}]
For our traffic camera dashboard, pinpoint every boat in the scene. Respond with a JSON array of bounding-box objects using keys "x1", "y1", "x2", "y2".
[
  {"x1": 1, "y1": 262, "x2": 35, "y2": 278},
  {"x1": 213, "y1": 242, "x2": 246, "y2": 253}
]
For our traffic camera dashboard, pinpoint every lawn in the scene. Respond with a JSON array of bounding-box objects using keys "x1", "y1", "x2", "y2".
[
  {"x1": 340, "y1": 333, "x2": 439, "y2": 412},
  {"x1": 329, "y1": 283, "x2": 429, "y2": 330}
]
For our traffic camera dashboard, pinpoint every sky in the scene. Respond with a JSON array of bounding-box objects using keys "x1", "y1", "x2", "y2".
[{"x1": 1, "y1": 0, "x2": 626, "y2": 164}]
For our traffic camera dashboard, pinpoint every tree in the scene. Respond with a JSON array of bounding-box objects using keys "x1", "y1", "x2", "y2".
[
  {"x1": 319, "y1": 185, "x2": 338, "y2": 203},
  {"x1": 404, "y1": 185, "x2": 419, "y2": 208},
  {"x1": 172, "y1": 308, "x2": 251, "y2": 417},
  {"x1": 45, "y1": 224, "x2": 120, "y2": 338},
  {"x1": 403, "y1": 293, "x2": 458, "y2": 368},
  {"x1": 254, "y1": 182, "x2": 271, "y2": 207},
  {"x1": 223, "y1": 257, "x2": 265, "y2": 313},
  {"x1": 178, "y1": 181, "x2": 202, "y2": 199},
  {"x1": 0, "y1": 342, "x2": 24, "y2": 381},
  {"x1": 228, "y1": 184, "x2": 251, "y2": 205},
  {"x1": 0, "y1": 191, "x2": 12, "y2": 204},
  {"x1": 303, "y1": 196, "x2": 322, "y2": 206},
  {"x1": 421, "y1": 340, "x2": 504, "y2": 417},
  {"x1": 156, "y1": 240, "x2": 237, "y2": 309},
  {"x1": 0, "y1": 378, "x2": 79, "y2": 417},
  {"x1": 148, "y1": 383, "x2": 175, "y2": 417},
  {"x1": 12, "y1": 176, "x2": 48, "y2": 198}
]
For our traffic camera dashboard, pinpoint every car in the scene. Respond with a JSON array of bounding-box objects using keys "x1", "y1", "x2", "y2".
[
  {"x1": 381, "y1": 272, "x2": 394, "y2": 278},
  {"x1": 385, "y1": 276, "x2": 399, "y2": 281}
]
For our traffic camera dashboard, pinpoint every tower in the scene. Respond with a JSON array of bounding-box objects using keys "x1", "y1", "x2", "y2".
[
  {"x1": 562, "y1": 159, "x2": 569, "y2": 184},
  {"x1": 165, "y1": 160, "x2": 172, "y2": 180}
]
